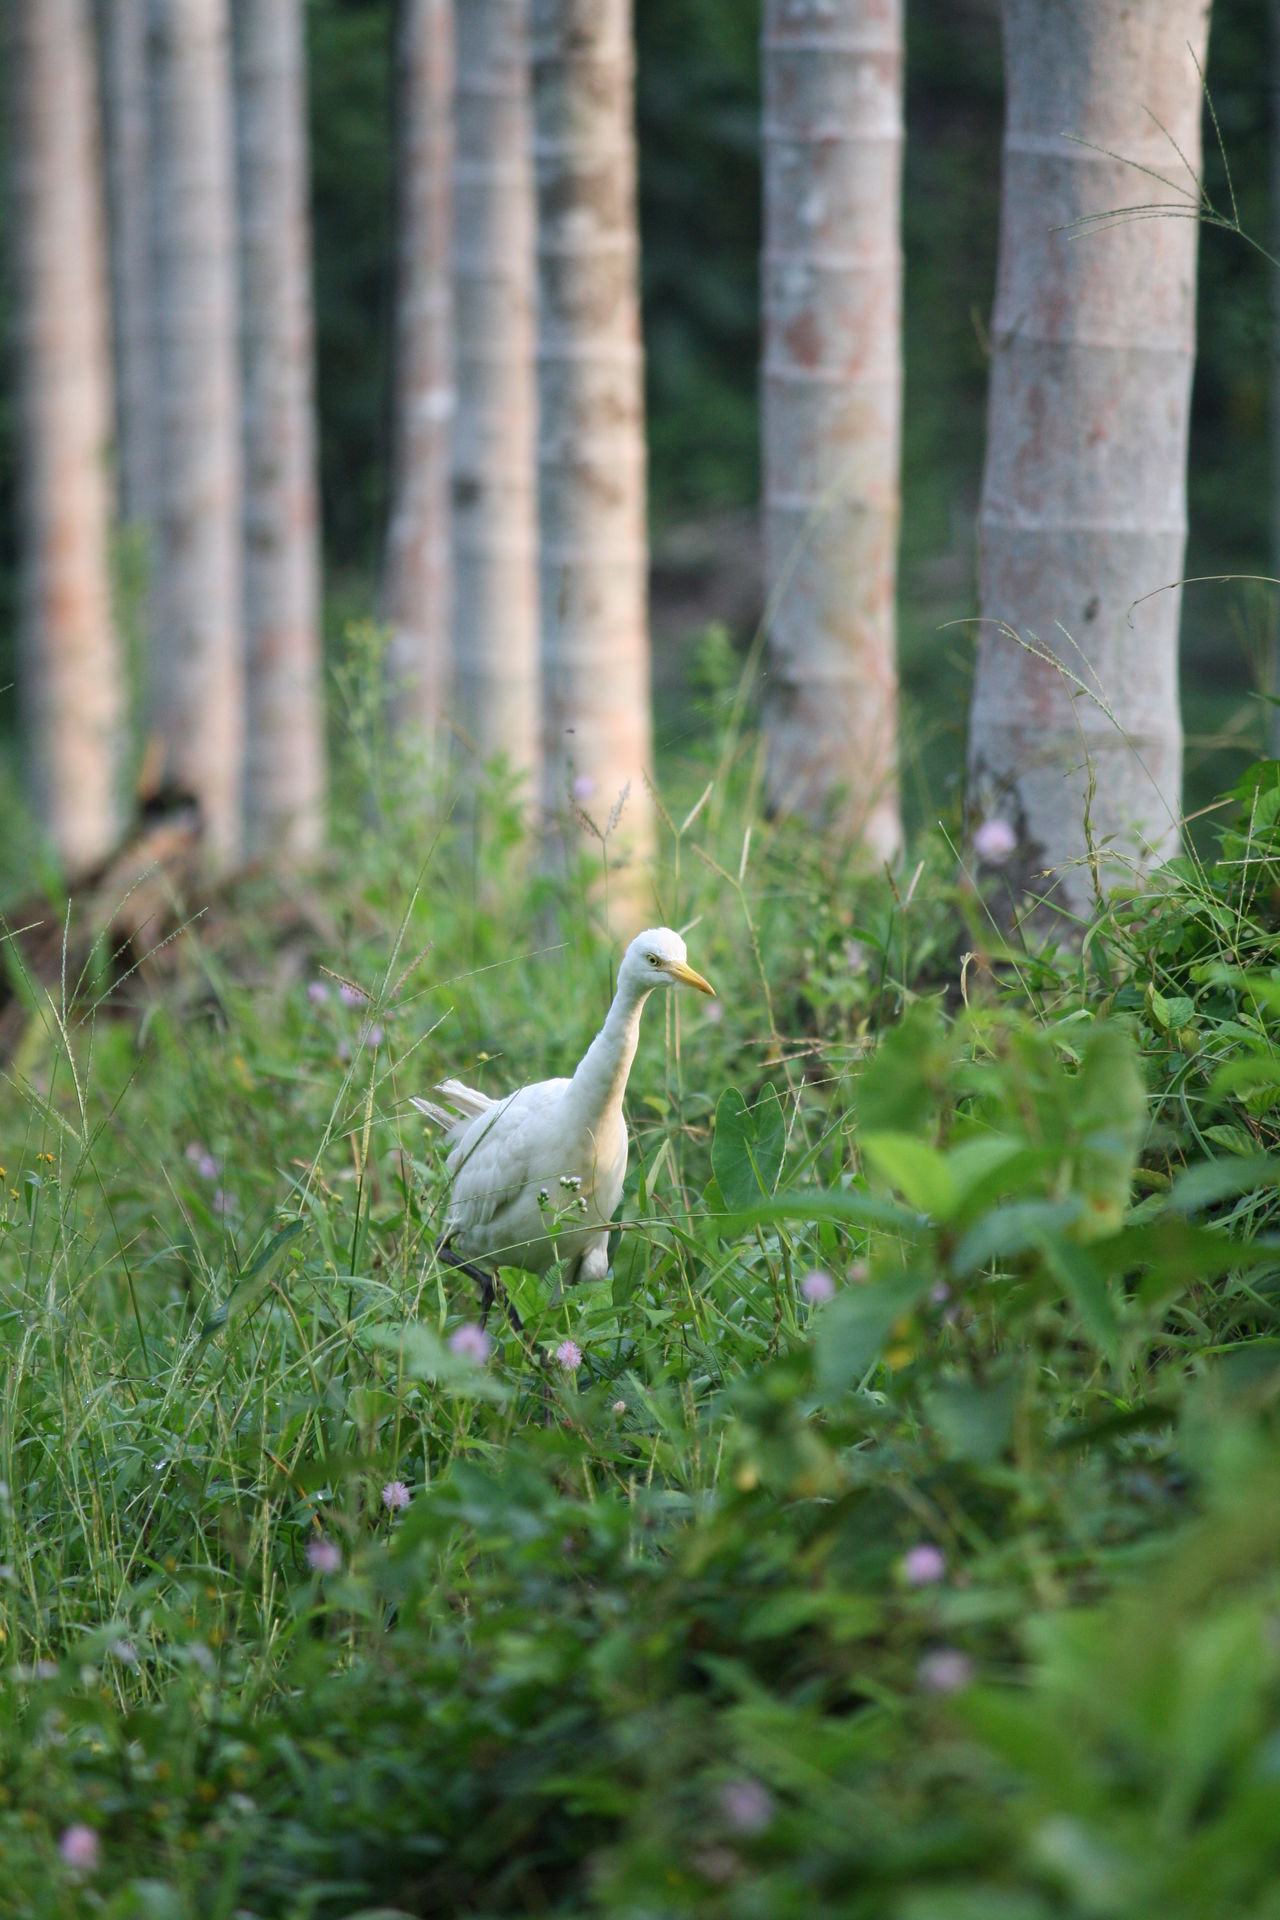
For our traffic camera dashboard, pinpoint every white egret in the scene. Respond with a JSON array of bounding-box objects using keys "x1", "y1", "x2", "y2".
[{"x1": 413, "y1": 928, "x2": 715, "y2": 1322}]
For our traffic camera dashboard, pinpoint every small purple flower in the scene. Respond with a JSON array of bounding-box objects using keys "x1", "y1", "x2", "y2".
[
  {"x1": 212, "y1": 1188, "x2": 233, "y2": 1218},
  {"x1": 717, "y1": 1778, "x2": 775, "y2": 1835},
  {"x1": 703, "y1": 1000, "x2": 724, "y2": 1025},
  {"x1": 902, "y1": 1543, "x2": 947, "y2": 1587},
  {"x1": 336, "y1": 1038, "x2": 351, "y2": 1063},
  {"x1": 307, "y1": 1537, "x2": 342, "y2": 1574},
  {"x1": 382, "y1": 1480, "x2": 411, "y2": 1512},
  {"x1": 918, "y1": 1647, "x2": 974, "y2": 1695},
  {"x1": 359, "y1": 1021, "x2": 385, "y2": 1049},
  {"x1": 34, "y1": 1660, "x2": 58, "y2": 1681},
  {"x1": 58, "y1": 1825, "x2": 100, "y2": 1871},
  {"x1": 338, "y1": 983, "x2": 368, "y2": 1007},
  {"x1": 973, "y1": 817, "x2": 1017, "y2": 865},
  {"x1": 307, "y1": 980, "x2": 331, "y2": 1006},
  {"x1": 611, "y1": 1399, "x2": 627, "y2": 1416},
  {"x1": 185, "y1": 1144, "x2": 221, "y2": 1182},
  {"x1": 108, "y1": 1638, "x2": 138, "y2": 1667},
  {"x1": 800, "y1": 1268, "x2": 835, "y2": 1304},
  {"x1": 572, "y1": 774, "x2": 597, "y2": 802},
  {"x1": 449, "y1": 1322, "x2": 494, "y2": 1364},
  {"x1": 556, "y1": 1339, "x2": 583, "y2": 1372},
  {"x1": 930, "y1": 1281, "x2": 951, "y2": 1306}
]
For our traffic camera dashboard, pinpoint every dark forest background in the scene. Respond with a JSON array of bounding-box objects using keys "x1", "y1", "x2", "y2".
[{"x1": 0, "y1": 0, "x2": 1272, "y2": 834}]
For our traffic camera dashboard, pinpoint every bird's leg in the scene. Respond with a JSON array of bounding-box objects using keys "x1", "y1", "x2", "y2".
[{"x1": 436, "y1": 1237, "x2": 524, "y2": 1335}]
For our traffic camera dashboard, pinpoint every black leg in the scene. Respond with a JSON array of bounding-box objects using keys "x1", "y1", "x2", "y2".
[{"x1": 437, "y1": 1236, "x2": 524, "y2": 1334}]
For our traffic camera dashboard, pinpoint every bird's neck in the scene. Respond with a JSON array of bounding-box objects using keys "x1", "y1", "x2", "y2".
[{"x1": 569, "y1": 979, "x2": 652, "y2": 1126}]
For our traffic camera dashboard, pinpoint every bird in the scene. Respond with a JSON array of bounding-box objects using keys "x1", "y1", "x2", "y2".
[{"x1": 413, "y1": 927, "x2": 715, "y2": 1324}]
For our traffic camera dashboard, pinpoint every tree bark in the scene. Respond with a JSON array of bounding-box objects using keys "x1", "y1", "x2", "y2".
[
  {"x1": 1270, "y1": 0, "x2": 1280, "y2": 760},
  {"x1": 382, "y1": 0, "x2": 454, "y2": 739},
  {"x1": 453, "y1": 0, "x2": 540, "y2": 788},
  {"x1": 532, "y1": 0, "x2": 655, "y2": 886},
  {"x1": 760, "y1": 0, "x2": 903, "y2": 863},
  {"x1": 233, "y1": 0, "x2": 327, "y2": 859},
  {"x1": 10, "y1": 0, "x2": 125, "y2": 877},
  {"x1": 96, "y1": 0, "x2": 155, "y2": 530},
  {"x1": 147, "y1": 0, "x2": 244, "y2": 869},
  {"x1": 968, "y1": 0, "x2": 1211, "y2": 914}
]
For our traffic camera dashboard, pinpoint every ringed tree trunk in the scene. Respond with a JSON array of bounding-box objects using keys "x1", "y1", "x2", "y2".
[
  {"x1": 233, "y1": 0, "x2": 327, "y2": 860},
  {"x1": 382, "y1": 0, "x2": 455, "y2": 741},
  {"x1": 532, "y1": 0, "x2": 655, "y2": 889},
  {"x1": 10, "y1": 0, "x2": 125, "y2": 877},
  {"x1": 147, "y1": 0, "x2": 245, "y2": 869},
  {"x1": 1270, "y1": 0, "x2": 1280, "y2": 760},
  {"x1": 760, "y1": 0, "x2": 904, "y2": 864},
  {"x1": 453, "y1": 0, "x2": 540, "y2": 790},
  {"x1": 968, "y1": 0, "x2": 1211, "y2": 915},
  {"x1": 96, "y1": 0, "x2": 155, "y2": 530}
]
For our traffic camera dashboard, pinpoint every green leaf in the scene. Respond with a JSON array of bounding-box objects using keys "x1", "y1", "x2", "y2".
[
  {"x1": 1040, "y1": 1237, "x2": 1122, "y2": 1362},
  {"x1": 861, "y1": 1131, "x2": 958, "y2": 1218},
  {"x1": 924, "y1": 1372, "x2": 1019, "y2": 1464},
  {"x1": 712, "y1": 1083, "x2": 786, "y2": 1212},
  {"x1": 712, "y1": 1087, "x2": 757, "y2": 1212},
  {"x1": 814, "y1": 1271, "x2": 934, "y2": 1392}
]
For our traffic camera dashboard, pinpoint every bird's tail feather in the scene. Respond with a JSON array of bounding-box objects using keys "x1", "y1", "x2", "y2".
[{"x1": 410, "y1": 1078, "x2": 495, "y2": 1132}]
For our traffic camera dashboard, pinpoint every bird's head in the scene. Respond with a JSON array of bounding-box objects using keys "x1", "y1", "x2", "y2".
[{"x1": 621, "y1": 927, "x2": 715, "y2": 999}]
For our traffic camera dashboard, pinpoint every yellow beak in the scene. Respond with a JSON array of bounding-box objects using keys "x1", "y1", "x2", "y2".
[{"x1": 666, "y1": 959, "x2": 716, "y2": 997}]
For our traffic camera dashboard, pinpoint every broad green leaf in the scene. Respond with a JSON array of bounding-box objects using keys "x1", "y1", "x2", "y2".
[
  {"x1": 924, "y1": 1372, "x2": 1019, "y2": 1464},
  {"x1": 815, "y1": 1270, "x2": 934, "y2": 1391},
  {"x1": 1041, "y1": 1237, "x2": 1122, "y2": 1362},
  {"x1": 861, "y1": 1131, "x2": 958, "y2": 1218}
]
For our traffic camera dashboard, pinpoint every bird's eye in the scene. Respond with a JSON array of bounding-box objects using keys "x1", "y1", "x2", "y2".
[{"x1": 648, "y1": 954, "x2": 660, "y2": 966}]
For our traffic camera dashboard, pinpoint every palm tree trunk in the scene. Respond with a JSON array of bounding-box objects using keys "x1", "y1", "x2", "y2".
[
  {"x1": 760, "y1": 0, "x2": 903, "y2": 863},
  {"x1": 1270, "y1": 0, "x2": 1280, "y2": 759},
  {"x1": 233, "y1": 0, "x2": 327, "y2": 859},
  {"x1": 532, "y1": 0, "x2": 655, "y2": 886},
  {"x1": 10, "y1": 0, "x2": 124, "y2": 877},
  {"x1": 453, "y1": 0, "x2": 540, "y2": 788},
  {"x1": 382, "y1": 0, "x2": 454, "y2": 740},
  {"x1": 96, "y1": 0, "x2": 155, "y2": 531},
  {"x1": 147, "y1": 0, "x2": 245, "y2": 869},
  {"x1": 968, "y1": 0, "x2": 1211, "y2": 914}
]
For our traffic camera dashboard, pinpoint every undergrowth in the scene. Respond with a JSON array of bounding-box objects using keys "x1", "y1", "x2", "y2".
[{"x1": 1, "y1": 727, "x2": 1279, "y2": 1919}]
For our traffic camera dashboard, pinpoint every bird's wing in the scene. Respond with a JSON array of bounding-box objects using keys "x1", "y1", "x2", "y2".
[{"x1": 445, "y1": 1079, "x2": 572, "y2": 1249}]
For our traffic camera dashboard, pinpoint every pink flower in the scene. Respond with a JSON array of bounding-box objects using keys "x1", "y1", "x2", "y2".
[
  {"x1": 800, "y1": 1269, "x2": 835, "y2": 1304},
  {"x1": 449, "y1": 1323, "x2": 493, "y2": 1364},
  {"x1": 338, "y1": 983, "x2": 368, "y2": 1007},
  {"x1": 382, "y1": 1480, "x2": 411, "y2": 1512},
  {"x1": 930, "y1": 1281, "x2": 951, "y2": 1306},
  {"x1": 918, "y1": 1647, "x2": 974, "y2": 1695},
  {"x1": 902, "y1": 1543, "x2": 947, "y2": 1587},
  {"x1": 555, "y1": 1339, "x2": 583, "y2": 1372},
  {"x1": 572, "y1": 774, "x2": 597, "y2": 801},
  {"x1": 212, "y1": 1188, "x2": 233, "y2": 1218},
  {"x1": 717, "y1": 1778, "x2": 774, "y2": 1834},
  {"x1": 611, "y1": 1399, "x2": 627, "y2": 1416},
  {"x1": 973, "y1": 817, "x2": 1017, "y2": 865},
  {"x1": 185, "y1": 1144, "x2": 221, "y2": 1182},
  {"x1": 58, "y1": 1825, "x2": 100, "y2": 1870},
  {"x1": 307, "y1": 980, "x2": 331, "y2": 1006},
  {"x1": 307, "y1": 1538, "x2": 342, "y2": 1574},
  {"x1": 359, "y1": 1021, "x2": 385, "y2": 1049}
]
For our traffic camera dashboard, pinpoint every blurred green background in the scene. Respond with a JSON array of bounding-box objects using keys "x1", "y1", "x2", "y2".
[{"x1": 0, "y1": 0, "x2": 1272, "y2": 848}]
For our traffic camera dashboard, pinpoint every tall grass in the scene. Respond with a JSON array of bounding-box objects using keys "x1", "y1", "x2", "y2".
[{"x1": 1, "y1": 701, "x2": 1278, "y2": 1915}]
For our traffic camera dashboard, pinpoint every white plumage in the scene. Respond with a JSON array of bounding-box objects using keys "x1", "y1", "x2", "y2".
[{"x1": 414, "y1": 928, "x2": 714, "y2": 1311}]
